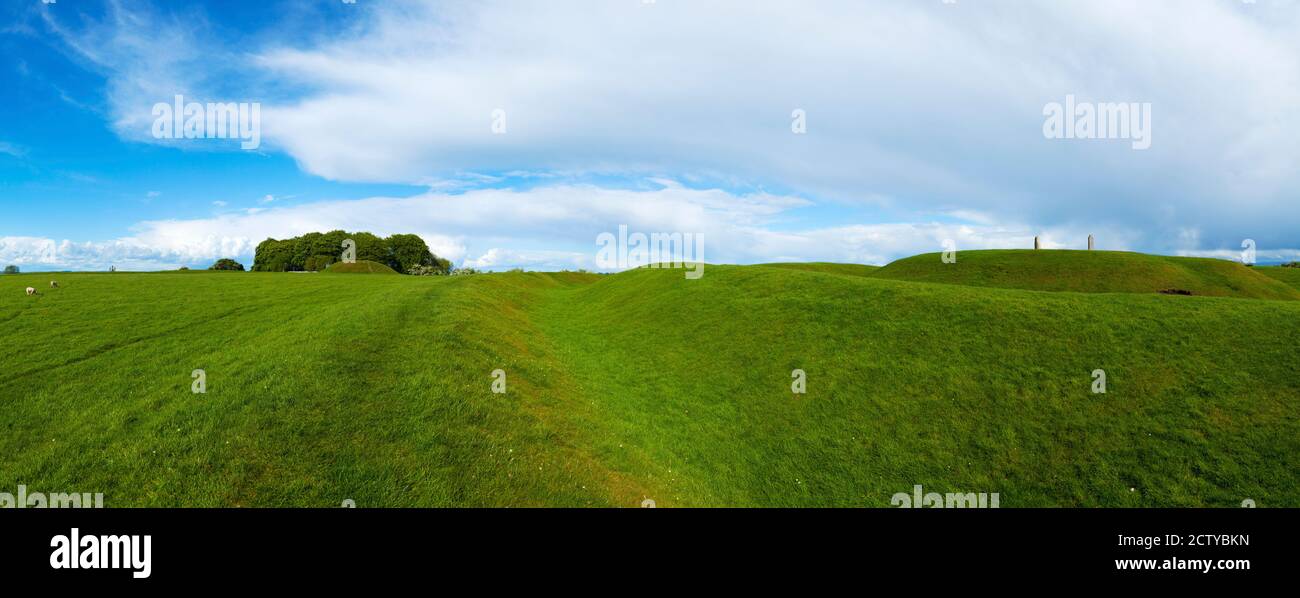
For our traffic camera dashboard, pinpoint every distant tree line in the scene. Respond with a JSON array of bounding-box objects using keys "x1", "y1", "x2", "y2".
[{"x1": 252, "y1": 231, "x2": 451, "y2": 274}]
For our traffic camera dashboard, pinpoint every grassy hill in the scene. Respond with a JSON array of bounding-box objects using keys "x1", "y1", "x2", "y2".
[
  {"x1": 1257, "y1": 266, "x2": 1300, "y2": 291},
  {"x1": 759, "y1": 262, "x2": 880, "y2": 277},
  {"x1": 870, "y1": 250, "x2": 1300, "y2": 300},
  {"x1": 1, "y1": 260, "x2": 1297, "y2": 507},
  {"x1": 324, "y1": 260, "x2": 398, "y2": 274}
]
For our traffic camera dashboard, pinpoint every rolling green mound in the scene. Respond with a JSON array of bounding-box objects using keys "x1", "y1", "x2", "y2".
[
  {"x1": 870, "y1": 250, "x2": 1300, "y2": 300},
  {"x1": 759, "y1": 262, "x2": 880, "y2": 277},
  {"x1": 324, "y1": 260, "x2": 399, "y2": 274},
  {"x1": 1257, "y1": 266, "x2": 1300, "y2": 291},
  {"x1": 1, "y1": 260, "x2": 1297, "y2": 507}
]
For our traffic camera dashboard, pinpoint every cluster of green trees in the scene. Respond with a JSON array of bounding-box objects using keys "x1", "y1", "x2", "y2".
[
  {"x1": 252, "y1": 231, "x2": 451, "y2": 274},
  {"x1": 209, "y1": 259, "x2": 245, "y2": 271}
]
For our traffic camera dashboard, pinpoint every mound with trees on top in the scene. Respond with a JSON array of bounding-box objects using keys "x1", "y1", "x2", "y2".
[
  {"x1": 208, "y1": 258, "x2": 245, "y2": 271},
  {"x1": 324, "y1": 260, "x2": 399, "y2": 275},
  {"x1": 252, "y1": 231, "x2": 451, "y2": 275}
]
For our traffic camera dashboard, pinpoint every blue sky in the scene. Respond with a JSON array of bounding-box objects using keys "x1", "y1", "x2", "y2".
[{"x1": 2, "y1": 0, "x2": 1299, "y2": 271}]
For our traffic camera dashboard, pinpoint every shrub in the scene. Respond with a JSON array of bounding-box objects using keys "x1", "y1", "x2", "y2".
[
  {"x1": 451, "y1": 267, "x2": 480, "y2": 276},
  {"x1": 1283, "y1": 262, "x2": 1300, "y2": 268},
  {"x1": 209, "y1": 258, "x2": 246, "y2": 271},
  {"x1": 2, "y1": 265, "x2": 17, "y2": 274}
]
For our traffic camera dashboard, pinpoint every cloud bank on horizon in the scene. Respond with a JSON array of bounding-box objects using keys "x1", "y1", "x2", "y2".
[{"x1": 2, "y1": 0, "x2": 1299, "y2": 271}]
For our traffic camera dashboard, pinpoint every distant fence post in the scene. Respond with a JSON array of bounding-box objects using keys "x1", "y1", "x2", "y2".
[{"x1": 1088, "y1": 234, "x2": 1094, "y2": 250}]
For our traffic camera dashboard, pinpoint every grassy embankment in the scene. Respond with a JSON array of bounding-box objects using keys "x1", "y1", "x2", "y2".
[{"x1": 1, "y1": 250, "x2": 1296, "y2": 506}]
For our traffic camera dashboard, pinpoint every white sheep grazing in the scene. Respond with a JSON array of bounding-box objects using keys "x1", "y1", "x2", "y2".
[
  {"x1": 26, "y1": 287, "x2": 36, "y2": 296},
  {"x1": 50, "y1": 281, "x2": 59, "y2": 288}
]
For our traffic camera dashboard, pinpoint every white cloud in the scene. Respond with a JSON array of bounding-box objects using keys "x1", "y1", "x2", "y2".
[
  {"x1": 239, "y1": 0, "x2": 1300, "y2": 248},
  {"x1": 38, "y1": 1, "x2": 1300, "y2": 258},
  {"x1": 1, "y1": 237, "x2": 187, "y2": 272},
  {"x1": 12, "y1": 181, "x2": 1269, "y2": 272},
  {"x1": 0, "y1": 141, "x2": 26, "y2": 158},
  {"x1": 39, "y1": 0, "x2": 248, "y2": 149},
  {"x1": 1177, "y1": 247, "x2": 1300, "y2": 263},
  {"x1": 464, "y1": 248, "x2": 592, "y2": 271}
]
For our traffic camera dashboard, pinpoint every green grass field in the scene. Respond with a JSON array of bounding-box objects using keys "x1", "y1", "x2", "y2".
[
  {"x1": 1257, "y1": 266, "x2": 1300, "y2": 291},
  {"x1": 2, "y1": 251, "x2": 1297, "y2": 507},
  {"x1": 758, "y1": 262, "x2": 880, "y2": 277}
]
